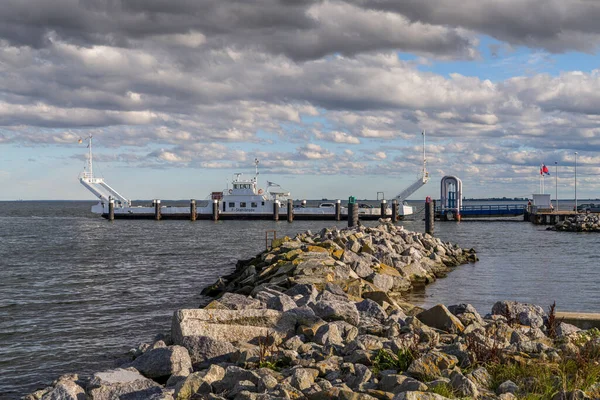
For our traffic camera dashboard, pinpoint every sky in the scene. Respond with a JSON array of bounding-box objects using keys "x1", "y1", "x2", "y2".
[{"x1": 1, "y1": 0, "x2": 600, "y2": 201}]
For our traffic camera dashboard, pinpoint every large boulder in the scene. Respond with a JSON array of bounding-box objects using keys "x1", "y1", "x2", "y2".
[
  {"x1": 406, "y1": 352, "x2": 458, "y2": 381},
  {"x1": 491, "y1": 301, "x2": 546, "y2": 328},
  {"x1": 130, "y1": 345, "x2": 192, "y2": 380},
  {"x1": 176, "y1": 335, "x2": 236, "y2": 367},
  {"x1": 171, "y1": 309, "x2": 293, "y2": 346},
  {"x1": 310, "y1": 300, "x2": 360, "y2": 326},
  {"x1": 87, "y1": 368, "x2": 163, "y2": 400},
  {"x1": 41, "y1": 378, "x2": 85, "y2": 400},
  {"x1": 416, "y1": 305, "x2": 464, "y2": 333}
]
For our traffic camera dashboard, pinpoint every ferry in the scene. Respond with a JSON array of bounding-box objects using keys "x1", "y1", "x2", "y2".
[{"x1": 79, "y1": 134, "x2": 428, "y2": 220}]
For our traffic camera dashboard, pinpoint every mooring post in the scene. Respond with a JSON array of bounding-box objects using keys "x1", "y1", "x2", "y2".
[
  {"x1": 212, "y1": 199, "x2": 218, "y2": 221},
  {"x1": 154, "y1": 199, "x2": 161, "y2": 221},
  {"x1": 287, "y1": 199, "x2": 293, "y2": 223},
  {"x1": 335, "y1": 199, "x2": 341, "y2": 221},
  {"x1": 273, "y1": 201, "x2": 280, "y2": 221},
  {"x1": 108, "y1": 197, "x2": 114, "y2": 221},
  {"x1": 190, "y1": 199, "x2": 196, "y2": 221},
  {"x1": 425, "y1": 197, "x2": 434, "y2": 235},
  {"x1": 348, "y1": 196, "x2": 358, "y2": 227},
  {"x1": 380, "y1": 199, "x2": 387, "y2": 218},
  {"x1": 391, "y1": 200, "x2": 398, "y2": 222}
]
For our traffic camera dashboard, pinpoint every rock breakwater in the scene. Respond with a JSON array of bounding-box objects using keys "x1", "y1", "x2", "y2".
[
  {"x1": 25, "y1": 223, "x2": 600, "y2": 400},
  {"x1": 551, "y1": 214, "x2": 600, "y2": 232}
]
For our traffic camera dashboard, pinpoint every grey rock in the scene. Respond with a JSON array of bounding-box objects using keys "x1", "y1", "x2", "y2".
[
  {"x1": 130, "y1": 345, "x2": 192, "y2": 379},
  {"x1": 556, "y1": 322, "x2": 581, "y2": 337},
  {"x1": 371, "y1": 273, "x2": 394, "y2": 292},
  {"x1": 40, "y1": 380, "x2": 85, "y2": 400},
  {"x1": 491, "y1": 301, "x2": 546, "y2": 328},
  {"x1": 87, "y1": 368, "x2": 162, "y2": 400},
  {"x1": 213, "y1": 366, "x2": 261, "y2": 393},
  {"x1": 219, "y1": 293, "x2": 265, "y2": 310},
  {"x1": 392, "y1": 392, "x2": 451, "y2": 400},
  {"x1": 291, "y1": 368, "x2": 319, "y2": 391},
  {"x1": 406, "y1": 352, "x2": 458, "y2": 381},
  {"x1": 257, "y1": 375, "x2": 279, "y2": 392},
  {"x1": 180, "y1": 336, "x2": 236, "y2": 367},
  {"x1": 311, "y1": 300, "x2": 360, "y2": 326},
  {"x1": 230, "y1": 380, "x2": 257, "y2": 398},
  {"x1": 449, "y1": 370, "x2": 478, "y2": 398},
  {"x1": 496, "y1": 380, "x2": 519, "y2": 395},
  {"x1": 314, "y1": 323, "x2": 344, "y2": 346},
  {"x1": 415, "y1": 305, "x2": 464, "y2": 333},
  {"x1": 266, "y1": 293, "x2": 297, "y2": 312},
  {"x1": 356, "y1": 299, "x2": 388, "y2": 322},
  {"x1": 331, "y1": 321, "x2": 359, "y2": 343},
  {"x1": 466, "y1": 366, "x2": 491, "y2": 389},
  {"x1": 348, "y1": 364, "x2": 372, "y2": 391}
]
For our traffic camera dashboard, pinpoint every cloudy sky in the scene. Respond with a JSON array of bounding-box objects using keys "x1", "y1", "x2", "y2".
[{"x1": 1, "y1": 0, "x2": 600, "y2": 201}]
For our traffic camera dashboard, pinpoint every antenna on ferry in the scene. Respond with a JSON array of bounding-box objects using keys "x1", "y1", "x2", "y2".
[
  {"x1": 421, "y1": 130, "x2": 428, "y2": 181},
  {"x1": 87, "y1": 134, "x2": 93, "y2": 179}
]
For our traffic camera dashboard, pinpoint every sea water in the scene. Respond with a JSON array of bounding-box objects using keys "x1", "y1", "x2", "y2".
[{"x1": 1, "y1": 201, "x2": 598, "y2": 398}]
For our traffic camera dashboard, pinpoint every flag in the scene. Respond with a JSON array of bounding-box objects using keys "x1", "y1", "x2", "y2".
[{"x1": 540, "y1": 164, "x2": 550, "y2": 175}]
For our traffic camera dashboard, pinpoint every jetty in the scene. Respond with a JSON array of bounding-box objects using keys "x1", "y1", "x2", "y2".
[{"x1": 26, "y1": 222, "x2": 600, "y2": 400}]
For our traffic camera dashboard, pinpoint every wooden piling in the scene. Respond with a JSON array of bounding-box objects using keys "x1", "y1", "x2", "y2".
[
  {"x1": 287, "y1": 199, "x2": 293, "y2": 223},
  {"x1": 391, "y1": 200, "x2": 398, "y2": 222},
  {"x1": 348, "y1": 203, "x2": 358, "y2": 227},
  {"x1": 425, "y1": 199, "x2": 434, "y2": 235},
  {"x1": 380, "y1": 199, "x2": 387, "y2": 219},
  {"x1": 212, "y1": 199, "x2": 218, "y2": 221},
  {"x1": 335, "y1": 200, "x2": 341, "y2": 221},
  {"x1": 108, "y1": 197, "x2": 114, "y2": 221},
  {"x1": 154, "y1": 199, "x2": 161, "y2": 221},
  {"x1": 273, "y1": 201, "x2": 280, "y2": 221},
  {"x1": 190, "y1": 199, "x2": 196, "y2": 221}
]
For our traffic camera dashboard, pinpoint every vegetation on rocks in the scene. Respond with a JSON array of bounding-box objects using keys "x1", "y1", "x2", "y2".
[{"x1": 25, "y1": 222, "x2": 600, "y2": 400}]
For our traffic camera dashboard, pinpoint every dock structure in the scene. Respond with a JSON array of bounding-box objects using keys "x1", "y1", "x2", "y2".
[
  {"x1": 524, "y1": 210, "x2": 579, "y2": 225},
  {"x1": 436, "y1": 204, "x2": 527, "y2": 220}
]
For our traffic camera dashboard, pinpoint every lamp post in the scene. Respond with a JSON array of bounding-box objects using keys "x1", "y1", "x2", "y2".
[
  {"x1": 575, "y1": 152, "x2": 578, "y2": 213},
  {"x1": 555, "y1": 161, "x2": 558, "y2": 212}
]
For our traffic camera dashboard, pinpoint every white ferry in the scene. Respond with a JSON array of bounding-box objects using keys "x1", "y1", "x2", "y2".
[{"x1": 79, "y1": 134, "x2": 428, "y2": 220}]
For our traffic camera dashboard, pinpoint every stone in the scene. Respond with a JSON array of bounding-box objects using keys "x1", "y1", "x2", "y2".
[
  {"x1": 291, "y1": 368, "x2": 319, "y2": 390},
  {"x1": 392, "y1": 392, "x2": 451, "y2": 400},
  {"x1": 371, "y1": 273, "x2": 394, "y2": 292},
  {"x1": 266, "y1": 293, "x2": 297, "y2": 311},
  {"x1": 448, "y1": 370, "x2": 478, "y2": 398},
  {"x1": 491, "y1": 301, "x2": 546, "y2": 328},
  {"x1": 257, "y1": 374, "x2": 279, "y2": 392},
  {"x1": 218, "y1": 293, "x2": 264, "y2": 310},
  {"x1": 406, "y1": 352, "x2": 458, "y2": 381},
  {"x1": 389, "y1": 376, "x2": 427, "y2": 394},
  {"x1": 229, "y1": 380, "x2": 257, "y2": 398},
  {"x1": 40, "y1": 380, "x2": 85, "y2": 400},
  {"x1": 172, "y1": 309, "x2": 292, "y2": 346},
  {"x1": 348, "y1": 363, "x2": 372, "y2": 391},
  {"x1": 466, "y1": 366, "x2": 491, "y2": 389},
  {"x1": 555, "y1": 322, "x2": 581, "y2": 337},
  {"x1": 311, "y1": 300, "x2": 360, "y2": 326},
  {"x1": 87, "y1": 368, "x2": 162, "y2": 400},
  {"x1": 173, "y1": 373, "x2": 212, "y2": 400},
  {"x1": 496, "y1": 380, "x2": 519, "y2": 395},
  {"x1": 314, "y1": 323, "x2": 344, "y2": 346},
  {"x1": 356, "y1": 299, "x2": 388, "y2": 322},
  {"x1": 212, "y1": 366, "x2": 261, "y2": 394},
  {"x1": 178, "y1": 335, "x2": 236, "y2": 367},
  {"x1": 130, "y1": 345, "x2": 192, "y2": 380},
  {"x1": 415, "y1": 305, "x2": 464, "y2": 333}
]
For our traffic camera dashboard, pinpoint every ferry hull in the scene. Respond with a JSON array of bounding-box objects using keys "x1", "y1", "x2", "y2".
[{"x1": 101, "y1": 212, "x2": 405, "y2": 221}]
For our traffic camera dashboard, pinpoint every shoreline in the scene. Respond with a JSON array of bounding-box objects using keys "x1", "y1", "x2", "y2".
[{"x1": 25, "y1": 222, "x2": 600, "y2": 400}]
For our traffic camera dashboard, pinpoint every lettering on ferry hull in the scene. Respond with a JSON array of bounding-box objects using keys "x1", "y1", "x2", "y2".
[{"x1": 234, "y1": 208, "x2": 256, "y2": 212}]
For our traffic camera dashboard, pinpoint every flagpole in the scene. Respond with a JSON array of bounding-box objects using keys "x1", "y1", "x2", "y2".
[{"x1": 555, "y1": 161, "x2": 558, "y2": 212}]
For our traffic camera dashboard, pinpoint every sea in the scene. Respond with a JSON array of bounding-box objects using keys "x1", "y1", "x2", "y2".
[{"x1": 1, "y1": 200, "x2": 599, "y2": 398}]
